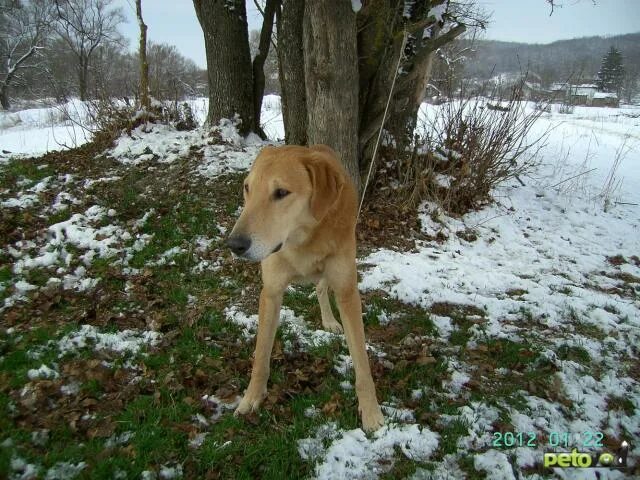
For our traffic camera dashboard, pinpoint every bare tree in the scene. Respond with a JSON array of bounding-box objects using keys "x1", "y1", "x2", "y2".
[
  {"x1": 147, "y1": 42, "x2": 201, "y2": 101},
  {"x1": 53, "y1": 0, "x2": 124, "y2": 101},
  {"x1": 276, "y1": 0, "x2": 306, "y2": 145},
  {"x1": 192, "y1": 0, "x2": 254, "y2": 134},
  {"x1": 135, "y1": 0, "x2": 148, "y2": 109},
  {"x1": 303, "y1": 0, "x2": 360, "y2": 189},
  {"x1": 0, "y1": 0, "x2": 53, "y2": 109},
  {"x1": 251, "y1": 0, "x2": 278, "y2": 137}
]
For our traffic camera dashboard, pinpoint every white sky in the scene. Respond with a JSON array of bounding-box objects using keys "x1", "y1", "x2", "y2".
[{"x1": 113, "y1": 0, "x2": 640, "y2": 68}]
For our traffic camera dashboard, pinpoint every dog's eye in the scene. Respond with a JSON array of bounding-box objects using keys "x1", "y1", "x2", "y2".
[
  {"x1": 274, "y1": 188, "x2": 290, "y2": 200},
  {"x1": 244, "y1": 184, "x2": 249, "y2": 194}
]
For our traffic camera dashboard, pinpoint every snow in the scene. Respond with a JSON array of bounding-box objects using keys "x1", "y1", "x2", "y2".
[
  {"x1": 428, "y1": 3, "x2": 447, "y2": 23},
  {"x1": 224, "y1": 304, "x2": 341, "y2": 351},
  {"x1": 1, "y1": 98, "x2": 639, "y2": 478},
  {"x1": 58, "y1": 324, "x2": 162, "y2": 356},
  {"x1": 474, "y1": 450, "x2": 515, "y2": 480},
  {"x1": 44, "y1": 461, "x2": 87, "y2": 480},
  {"x1": 298, "y1": 422, "x2": 439, "y2": 479},
  {"x1": 0, "y1": 100, "x2": 92, "y2": 158},
  {"x1": 27, "y1": 364, "x2": 59, "y2": 380}
]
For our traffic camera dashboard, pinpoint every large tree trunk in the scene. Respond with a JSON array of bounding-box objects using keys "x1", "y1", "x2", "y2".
[
  {"x1": 136, "y1": 0, "x2": 150, "y2": 110},
  {"x1": 357, "y1": 1, "x2": 465, "y2": 181},
  {"x1": 193, "y1": 0, "x2": 254, "y2": 135},
  {"x1": 252, "y1": 0, "x2": 279, "y2": 138},
  {"x1": 304, "y1": 0, "x2": 360, "y2": 191},
  {"x1": 277, "y1": 0, "x2": 307, "y2": 145}
]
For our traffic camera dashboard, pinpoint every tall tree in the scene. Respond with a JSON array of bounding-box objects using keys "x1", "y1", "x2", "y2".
[
  {"x1": 276, "y1": 0, "x2": 306, "y2": 145},
  {"x1": 0, "y1": 0, "x2": 53, "y2": 109},
  {"x1": 276, "y1": 0, "x2": 474, "y2": 190},
  {"x1": 303, "y1": 0, "x2": 360, "y2": 189},
  {"x1": 192, "y1": 0, "x2": 254, "y2": 134},
  {"x1": 251, "y1": 0, "x2": 278, "y2": 137},
  {"x1": 54, "y1": 0, "x2": 124, "y2": 101},
  {"x1": 135, "y1": 0, "x2": 149, "y2": 109},
  {"x1": 597, "y1": 46, "x2": 625, "y2": 96}
]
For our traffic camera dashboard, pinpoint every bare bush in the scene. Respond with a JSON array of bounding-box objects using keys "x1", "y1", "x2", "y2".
[{"x1": 371, "y1": 81, "x2": 549, "y2": 214}]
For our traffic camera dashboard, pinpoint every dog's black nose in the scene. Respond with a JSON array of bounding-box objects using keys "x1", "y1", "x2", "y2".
[{"x1": 226, "y1": 235, "x2": 251, "y2": 256}]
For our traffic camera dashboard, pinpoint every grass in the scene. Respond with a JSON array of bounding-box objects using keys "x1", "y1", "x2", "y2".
[{"x1": 1, "y1": 138, "x2": 636, "y2": 480}]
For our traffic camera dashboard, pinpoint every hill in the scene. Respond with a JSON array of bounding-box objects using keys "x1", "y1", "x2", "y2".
[{"x1": 463, "y1": 32, "x2": 640, "y2": 86}]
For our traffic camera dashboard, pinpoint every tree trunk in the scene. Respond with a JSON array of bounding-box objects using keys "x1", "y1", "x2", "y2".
[
  {"x1": 136, "y1": 0, "x2": 150, "y2": 110},
  {"x1": 193, "y1": 0, "x2": 254, "y2": 135},
  {"x1": 79, "y1": 58, "x2": 88, "y2": 101},
  {"x1": 277, "y1": 0, "x2": 307, "y2": 145},
  {"x1": 0, "y1": 85, "x2": 10, "y2": 110},
  {"x1": 357, "y1": 1, "x2": 465, "y2": 182},
  {"x1": 304, "y1": 0, "x2": 360, "y2": 191},
  {"x1": 252, "y1": 0, "x2": 279, "y2": 138}
]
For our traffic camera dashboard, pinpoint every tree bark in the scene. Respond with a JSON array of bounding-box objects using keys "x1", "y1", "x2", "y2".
[
  {"x1": 277, "y1": 0, "x2": 307, "y2": 145},
  {"x1": 136, "y1": 0, "x2": 150, "y2": 110},
  {"x1": 252, "y1": 0, "x2": 279, "y2": 138},
  {"x1": 79, "y1": 57, "x2": 88, "y2": 101},
  {"x1": 357, "y1": 1, "x2": 465, "y2": 177},
  {"x1": 0, "y1": 86, "x2": 10, "y2": 110},
  {"x1": 304, "y1": 0, "x2": 360, "y2": 191},
  {"x1": 193, "y1": 0, "x2": 254, "y2": 135}
]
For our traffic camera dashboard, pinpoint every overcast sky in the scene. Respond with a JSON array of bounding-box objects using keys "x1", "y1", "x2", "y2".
[{"x1": 114, "y1": 0, "x2": 640, "y2": 68}]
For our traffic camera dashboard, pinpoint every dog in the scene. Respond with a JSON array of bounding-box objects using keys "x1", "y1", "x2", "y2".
[{"x1": 225, "y1": 144, "x2": 384, "y2": 432}]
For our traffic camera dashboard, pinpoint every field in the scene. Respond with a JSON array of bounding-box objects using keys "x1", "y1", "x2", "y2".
[{"x1": 1, "y1": 98, "x2": 639, "y2": 479}]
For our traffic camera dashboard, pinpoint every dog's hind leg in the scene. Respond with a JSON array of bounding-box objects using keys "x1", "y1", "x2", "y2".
[
  {"x1": 316, "y1": 278, "x2": 343, "y2": 333},
  {"x1": 327, "y1": 260, "x2": 384, "y2": 432}
]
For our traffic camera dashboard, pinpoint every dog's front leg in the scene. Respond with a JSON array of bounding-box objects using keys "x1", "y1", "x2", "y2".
[{"x1": 235, "y1": 286, "x2": 283, "y2": 415}]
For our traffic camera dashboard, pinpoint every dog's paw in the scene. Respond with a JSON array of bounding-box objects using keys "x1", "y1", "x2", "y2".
[
  {"x1": 234, "y1": 390, "x2": 266, "y2": 416},
  {"x1": 322, "y1": 319, "x2": 343, "y2": 333},
  {"x1": 361, "y1": 404, "x2": 385, "y2": 432}
]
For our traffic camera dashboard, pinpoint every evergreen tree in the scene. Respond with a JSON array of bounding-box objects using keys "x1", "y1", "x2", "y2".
[{"x1": 597, "y1": 46, "x2": 625, "y2": 95}]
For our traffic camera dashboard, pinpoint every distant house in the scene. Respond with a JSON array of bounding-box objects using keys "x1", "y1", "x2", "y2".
[
  {"x1": 592, "y1": 92, "x2": 619, "y2": 107},
  {"x1": 549, "y1": 83, "x2": 617, "y2": 107},
  {"x1": 568, "y1": 84, "x2": 598, "y2": 106},
  {"x1": 550, "y1": 83, "x2": 568, "y2": 102}
]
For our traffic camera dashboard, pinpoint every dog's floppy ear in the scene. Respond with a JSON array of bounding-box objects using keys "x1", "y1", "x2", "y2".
[{"x1": 303, "y1": 153, "x2": 344, "y2": 221}]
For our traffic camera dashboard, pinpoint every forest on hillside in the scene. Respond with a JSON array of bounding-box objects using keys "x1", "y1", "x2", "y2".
[{"x1": 462, "y1": 32, "x2": 640, "y2": 87}]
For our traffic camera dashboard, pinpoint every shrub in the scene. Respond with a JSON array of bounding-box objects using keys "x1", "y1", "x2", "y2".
[{"x1": 371, "y1": 80, "x2": 549, "y2": 215}]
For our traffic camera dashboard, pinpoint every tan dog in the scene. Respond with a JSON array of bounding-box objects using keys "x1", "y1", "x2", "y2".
[{"x1": 226, "y1": 144, "x2": 384, "y2": 432}]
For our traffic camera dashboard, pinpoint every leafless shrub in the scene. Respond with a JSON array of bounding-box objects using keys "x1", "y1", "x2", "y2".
[
  {"x1": 382, "y1": 80, "x2": 549, "y2": 214},
  {"x1": 598, "y1": 135, "x2": 632, "y2": 212},
  {"x1": 558, "y1": 103, "x2": 574, "y2": 114}
]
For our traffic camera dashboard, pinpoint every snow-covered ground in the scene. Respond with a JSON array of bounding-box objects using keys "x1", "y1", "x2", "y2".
[
  {"x1": 1, "y1": 98, "x2": 639, "y2": 479},
  {"x1": 0, "y1": 95, "x2": 282, "y2": 160}
]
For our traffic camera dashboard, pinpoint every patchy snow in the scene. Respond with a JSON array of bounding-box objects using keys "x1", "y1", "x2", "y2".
[
  {"x1": 299, "y1": 422, "x2": 439, "y2": 479},
  {"x1": 473, "y1": 449, "x2": 515, "y2": 480},
  {"x1": 27, "y1": 364, "x2": 59, "y2": 380},
  {"x1": 58, "y1": 324, "x2": 162, "y2": 356},
  {"x1": 158, "y1": 464, "x2": 183, "y2": 479},
  {"x1": 44, "y1": 461, "x2": 87, "y2": 480},
  {"x1": 10, "y1": 455, "x2": 40, "y2": 480},
  {"x1": 224, "y1": 305, "x2": 341, "y2": 351}
]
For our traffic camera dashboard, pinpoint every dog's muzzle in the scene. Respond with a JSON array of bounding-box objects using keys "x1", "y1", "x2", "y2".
[{"x1": 226, "y1": 234, "x2": 251, "y2": 257}]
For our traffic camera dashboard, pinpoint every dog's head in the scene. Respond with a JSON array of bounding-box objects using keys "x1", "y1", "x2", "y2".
[{"x1": 225, "y1": 145, "x2": 344, "y2": 262}]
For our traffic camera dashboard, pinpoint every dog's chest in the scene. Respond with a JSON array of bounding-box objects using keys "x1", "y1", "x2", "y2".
[{"x1": 282, "y1": 250, "x2": 325, "y2": 284}]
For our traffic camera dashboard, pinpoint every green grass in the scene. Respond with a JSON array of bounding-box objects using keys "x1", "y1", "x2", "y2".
[
  {"x1": 0, "y1": 159, "x2": 55, "y2": 190},
  {"x1": 1, "y1": 146, "x2": 631, "y2": 480}
]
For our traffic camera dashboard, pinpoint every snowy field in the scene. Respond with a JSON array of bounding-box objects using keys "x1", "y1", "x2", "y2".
[{"x1": 0, "y1": 97, "x2": 639, "y2": 479}]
